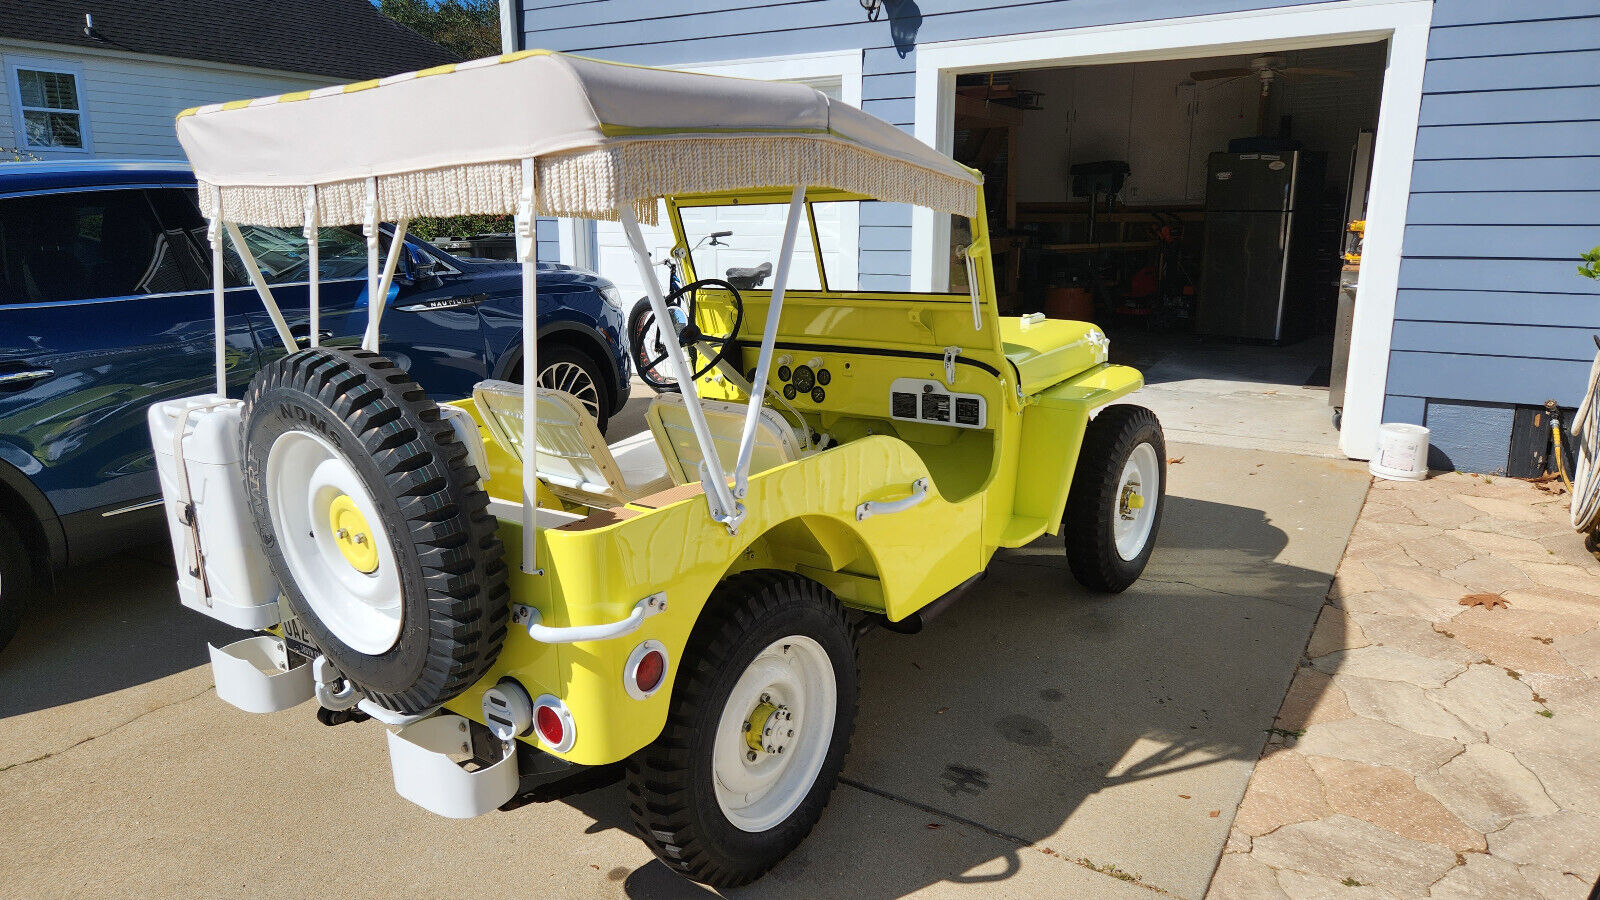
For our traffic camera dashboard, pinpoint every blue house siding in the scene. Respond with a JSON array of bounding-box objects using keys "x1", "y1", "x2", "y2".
[
  {"x1": 519, "y1": 0, "x2": 1331, "y2": 290},
  {"x1": 518, "y1": 0, "x2": 1599, "y2": 471},
  {"x1": 1385, "y1": 2, "x2": 1600, "y2": 473}
]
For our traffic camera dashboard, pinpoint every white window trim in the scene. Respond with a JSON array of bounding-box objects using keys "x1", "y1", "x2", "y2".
[
  {"x1": 555, "y1": 49, "x2": 865, "y2": 291},
  {"x1": 910, "y1": 0, "x2": 1433, "y2": 462},
  {"x1": 5, "y1": 55, "x2": 94, "y2": 154}
]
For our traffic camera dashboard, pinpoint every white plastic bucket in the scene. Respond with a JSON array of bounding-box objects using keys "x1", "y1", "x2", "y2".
[{"x1": 1370, "y1": 423, "x2": 1430, "y2": 481}]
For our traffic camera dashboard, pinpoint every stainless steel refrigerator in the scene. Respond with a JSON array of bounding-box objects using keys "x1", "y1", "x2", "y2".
[{"x1": 1196, "y1": 151, "x2": 1326, "y2": 343}]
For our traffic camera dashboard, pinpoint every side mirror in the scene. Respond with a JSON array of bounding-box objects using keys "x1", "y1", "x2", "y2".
[{"x1": 401, "y1": 244, "x2": 438, "y2": 284}]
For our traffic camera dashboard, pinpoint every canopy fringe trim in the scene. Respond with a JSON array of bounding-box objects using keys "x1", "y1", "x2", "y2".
[{"x1": 197, "y1": 134, "x2": 980, "y2": 228}]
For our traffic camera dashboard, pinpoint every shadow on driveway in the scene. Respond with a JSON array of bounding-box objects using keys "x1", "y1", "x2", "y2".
[
  {"x1": 0, "y1": 545, "x2": 235, "y2": 718},
  {"x1": 562, "y1": 488, "x2": 1354, "y2": 898}
]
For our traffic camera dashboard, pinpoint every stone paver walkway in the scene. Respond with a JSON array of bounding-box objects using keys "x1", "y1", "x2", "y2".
[{"x1": 1210, "y1": 472, "x2": 1600, "y2": 899}]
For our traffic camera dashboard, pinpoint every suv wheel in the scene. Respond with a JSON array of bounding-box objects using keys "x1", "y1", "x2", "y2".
[
  {"x1": 523, "y1": 344, "x2": 610, "y2": 434},
  {"x1": 0, "y1": 516, "x2": 33, "y2": 655}
]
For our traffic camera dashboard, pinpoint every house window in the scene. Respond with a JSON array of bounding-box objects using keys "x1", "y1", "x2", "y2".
[{"x1": 9, "y1": 62, "x2": 90, "y2": 151}]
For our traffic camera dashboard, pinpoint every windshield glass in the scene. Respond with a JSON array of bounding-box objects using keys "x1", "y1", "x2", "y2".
[{"x1": 681, "y1": 204, "x2": 824, "y2": 292}]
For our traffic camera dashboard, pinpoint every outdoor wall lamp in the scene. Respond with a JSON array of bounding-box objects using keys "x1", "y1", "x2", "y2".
[{"x1": 859, "y1": 0, "x2": 882, "y2": 22}]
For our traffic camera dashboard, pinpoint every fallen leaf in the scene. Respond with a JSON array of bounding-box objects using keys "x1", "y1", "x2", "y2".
[
  {"x1": 926, "y1": 823, "x2": 943, "y2": 830},
  {"x1": 1178, "y1": 794, "x2": 1191, "y2": 799},
  {"x1": 1042, "y1": 847, "x2": 1058, "y2": 856},
  {"x1": 1459, "y1": 592, "x2": 1510, "y2": 610},
  {"x1": 1208, "y1": 810, "x2": 1220, "y2": 818},
  {"x1": 1263, "y1": 390, "x2": 1278, "y2": 395},
  {"x1": 1529, "y1": 471, "x2": 1561, "y2": 484},
  {"x1": 912, "y1": 661, "x2": 922, "y2": 670},
  {"x1": 590, "y1": 865, "x2": 599, "y2": 870},
  {"x1": 1168, "y1": 456, "x2": 1185, "y2": 465},
  {"x1": 935, "y1": 706, "x2": 950, "y2": 715}
]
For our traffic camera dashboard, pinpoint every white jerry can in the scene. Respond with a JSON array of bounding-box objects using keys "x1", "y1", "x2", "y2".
[{"x1": 148, "y1": 395, "x2": 281, "y2": 629}]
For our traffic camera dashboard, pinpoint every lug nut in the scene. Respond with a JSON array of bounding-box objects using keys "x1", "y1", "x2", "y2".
[{"x1": 746, "y1": 750, "x2": 757, "y2": 762}]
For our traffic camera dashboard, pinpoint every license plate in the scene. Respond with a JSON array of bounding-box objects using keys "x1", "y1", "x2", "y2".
[{"x1": 279, "y1": 615, "x2": 319, "y2": 663}]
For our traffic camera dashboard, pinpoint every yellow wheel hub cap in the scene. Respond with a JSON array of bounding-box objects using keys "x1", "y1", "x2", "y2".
[{"x1": 328, "y1": 494, "x2": 379, "y2": 574}]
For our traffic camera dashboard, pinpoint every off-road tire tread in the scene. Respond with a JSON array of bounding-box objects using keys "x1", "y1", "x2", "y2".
[
  {"x1": 241, "y1": 347, "x2": 507, "y2": 713},
  {"x1": 1064, "y1": 404, "x2": 1166, "y2": 593},
  {"x1": 624, "y1": 570, "x2": 858, "y2": 888}
]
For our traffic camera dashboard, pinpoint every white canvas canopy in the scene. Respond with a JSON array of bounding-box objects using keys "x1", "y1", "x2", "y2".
[
  {"x1": 176, "y1": 50, "x2": 981, "y2": 226},
  {"x1": 177, "y1": 51, "x2": 985, "y2": 574}
]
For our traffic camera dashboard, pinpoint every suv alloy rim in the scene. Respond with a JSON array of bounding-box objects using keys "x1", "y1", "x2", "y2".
[
  {"x1": 712, "y1": 635, "x2": 837, "y2": 833},
  {"x1": 539, "y1": 360, "x2": 601, "y2": 420}
]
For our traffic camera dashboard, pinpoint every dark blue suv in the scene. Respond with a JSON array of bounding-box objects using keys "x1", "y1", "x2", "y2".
[{"x1": 0, "y1": 161, "x2": 630, "y2": 653}]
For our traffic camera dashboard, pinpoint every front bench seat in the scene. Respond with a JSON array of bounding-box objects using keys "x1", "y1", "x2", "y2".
[
  {"x1": 472, "y1": 379, "x2": 672, "y2": 508},
  {"x1": 645, "y1": 392, "x2": 805, "y2": 486}
]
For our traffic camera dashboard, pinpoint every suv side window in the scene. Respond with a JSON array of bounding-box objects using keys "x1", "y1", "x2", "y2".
[
  {"x1": 221, "y1": 225, "x2": 388, "y2": 287},
  {"x1": 0, "y1": 189, "x2": 204, "y2": 305}
]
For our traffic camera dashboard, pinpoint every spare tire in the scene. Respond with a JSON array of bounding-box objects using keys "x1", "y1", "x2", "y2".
[{"x1": 240, "y1": 347, "x2": 507, "y2": 714}]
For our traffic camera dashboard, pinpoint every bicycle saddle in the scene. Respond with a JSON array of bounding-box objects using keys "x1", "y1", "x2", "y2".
[{"x1": 724, "y1": 262, "x2": 773, "y2": 290}]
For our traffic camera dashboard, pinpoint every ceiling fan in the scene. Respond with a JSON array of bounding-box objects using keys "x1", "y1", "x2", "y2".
[
  {"x1": 1189, "y1": 56, "x2": 1355, "y2": 93},
  {"x1": 1186, "y1": 56, "x2": 1355, "y2": 134}
]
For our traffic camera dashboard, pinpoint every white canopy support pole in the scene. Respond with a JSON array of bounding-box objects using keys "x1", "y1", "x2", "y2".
[
  {"x1": 361, "y1": 178, "x2": 381, "y2": 351},
  {"x1": 303, "y1": 186, "x2": 320, "y2": 348},
  {"x1": 619, "y1": 204, "x2": 742, "y2": 532},
  {"x1": 367, "y1": 217, "x2": 412, "y2": 351},
  {"x1": 223, "y1": 222, "x2": 297, "y2": 353},
  {"x1": 207, "y1": 216, "x2": 226, "y2": 396},
  {"x1": 515, "y1": 158, "x2": 541, "y2": 575},
  {"x1": 733, "y1": 184, "x2": 805, "y2": 500}
]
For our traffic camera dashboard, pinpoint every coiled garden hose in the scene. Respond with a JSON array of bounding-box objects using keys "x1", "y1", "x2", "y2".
[{"x1": 1569, "y1": 339, "x2": 1600, "y2": 534}]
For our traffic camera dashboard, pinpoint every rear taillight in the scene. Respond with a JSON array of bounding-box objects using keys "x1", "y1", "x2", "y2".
[
  {"x1": 532, "y1": 695, "x2": 575, "y2": 752},
  {"x1": 624, "y1": 640, "x2": 669, "y2": 700}
]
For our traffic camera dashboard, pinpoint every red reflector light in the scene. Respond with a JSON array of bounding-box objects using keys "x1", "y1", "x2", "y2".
[
  {"x1": 536, "y1": 704, "x2": 564, "y2": 746},
  {"x1": 634, "y1": 650, "x2": 665, "y2": 693}
]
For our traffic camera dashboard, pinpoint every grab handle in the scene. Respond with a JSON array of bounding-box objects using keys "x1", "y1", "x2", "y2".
[
  {"x1": 857, "y1": 478, "x2": 930, "y2": 521},
  {"x1": 513, "y1": 593, "x2": 666, "y2": 644}
]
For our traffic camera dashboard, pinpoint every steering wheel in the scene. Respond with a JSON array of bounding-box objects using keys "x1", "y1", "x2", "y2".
[{"x1": 636, "y1": 278, "x2": 744, "y2": 383}]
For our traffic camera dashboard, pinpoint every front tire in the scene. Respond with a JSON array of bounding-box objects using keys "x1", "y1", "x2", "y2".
[
  {"x1": 0, "y1": 516, "x2": 32, "y2": 656},
  {"x1": 626, "y1": 572, "x2": 858, "y2": 887},
  {"x1": 1064, "y1": 405, "x2": 1166, "y2": 593}
]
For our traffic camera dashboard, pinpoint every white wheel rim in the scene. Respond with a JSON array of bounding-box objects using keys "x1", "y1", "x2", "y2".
[
  {"x1": 1114, "y1": 442, "x2": 1160, "y2": 561},
  {"x1": 266, "y1": 429, "x2": 403, "y2": 655},
  {"x1": 712, "y1": 635, "x2": 836, "y2": 833},
  {"x1": 539, "y1": 360, "x2": 601, "y2": 419}
]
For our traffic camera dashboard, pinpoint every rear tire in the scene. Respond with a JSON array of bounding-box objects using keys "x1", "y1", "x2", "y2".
[
  {"x1": 1064, "y1": 405, "x2": 1166, "y2": 593},
  {"x1": 626, "y1": 571, "x2": 858, "y2": 887},
  {"x1": 628, "y1": 296, "x2": 681, "y2": 394},
  {"x1": 0, "y1": 516, "x2": 31, "y2": 657}
]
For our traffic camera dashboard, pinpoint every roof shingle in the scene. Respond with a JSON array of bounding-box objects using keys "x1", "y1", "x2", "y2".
[{"x1": 0, "y1": 0, "x2": 460, "y2": 82}]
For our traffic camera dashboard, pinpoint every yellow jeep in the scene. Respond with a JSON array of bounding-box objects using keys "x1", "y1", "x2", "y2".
[{"x1": 155, "y1": 51, "x2": 1164, "y2": 888}]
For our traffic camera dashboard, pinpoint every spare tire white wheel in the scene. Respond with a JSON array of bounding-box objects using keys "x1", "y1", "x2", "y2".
[
  {"x1": 241, "y1": 347, "x2": 508, "y2": 714},
  {"x1": 627, "y1": 571, "x2": 858, "y2": 888}
]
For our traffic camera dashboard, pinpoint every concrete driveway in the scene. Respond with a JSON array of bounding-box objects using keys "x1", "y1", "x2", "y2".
[{"x1": 0, "y1": 390, "x2": 1370, "y2": 898}]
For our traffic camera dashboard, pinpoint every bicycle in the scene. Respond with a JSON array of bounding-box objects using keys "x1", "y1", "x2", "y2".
[{"x1": 627, "y1": 230, "x2": 773, "y2": 392}]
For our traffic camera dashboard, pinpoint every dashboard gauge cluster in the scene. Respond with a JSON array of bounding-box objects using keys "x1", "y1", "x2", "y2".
[{"x1": 773, "y1": 357, "x2": 831, "y2": 403}]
